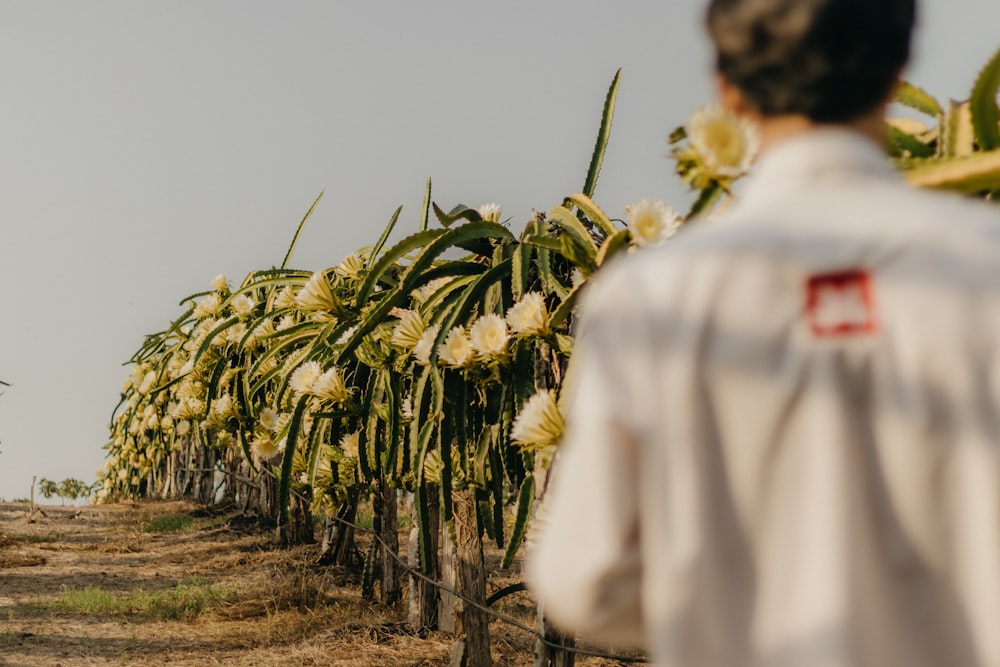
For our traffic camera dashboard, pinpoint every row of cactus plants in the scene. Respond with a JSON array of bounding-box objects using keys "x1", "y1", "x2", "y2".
[
  {"x1": 892, "y1": 48, "x2": 1000, "y2": 195},
  {"x1": 97, "y1": 49, "x2": 1000, "y2": 666},
  {"x1": 97, "y1": 69, "x2": 711, "y2": 665}
]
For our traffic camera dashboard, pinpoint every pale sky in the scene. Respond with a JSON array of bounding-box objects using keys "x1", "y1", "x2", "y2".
[{"x1": 1, "y1": 1, "x2": 998, "y2": 499}]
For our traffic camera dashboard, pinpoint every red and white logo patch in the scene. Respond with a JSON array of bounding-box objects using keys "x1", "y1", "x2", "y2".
[{"x1": 806, "y1": 270, "x2": 877, "y2": 337}]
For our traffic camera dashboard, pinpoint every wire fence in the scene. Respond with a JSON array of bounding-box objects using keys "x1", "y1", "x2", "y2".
[
  {"x1": 187, "y1": 465, "x2": 651, "y2": 664},
  {"x1": 326, "y1": 511, "x2": 649, "y2": 664}
]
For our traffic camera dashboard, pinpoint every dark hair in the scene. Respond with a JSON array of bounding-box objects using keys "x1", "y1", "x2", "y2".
[{"x1": 707, "y1": 0, "x2": 916, "y2": 122}]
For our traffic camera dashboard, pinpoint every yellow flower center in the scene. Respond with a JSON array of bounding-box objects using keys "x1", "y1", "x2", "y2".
[
  {"x1": 632, "y1": 210, "x2": 663, "y2": 242},
  {"x1": 702, "y1": 116, "x2": 747, "y2": 169}
]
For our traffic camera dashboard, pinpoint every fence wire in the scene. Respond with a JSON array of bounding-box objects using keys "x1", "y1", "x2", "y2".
[
  {"x1": 191, "y1": 465, "x2": 651, "y2": 664},
  {"x1": 325, "y1": 512, "x2": 649, "y2": 664}
]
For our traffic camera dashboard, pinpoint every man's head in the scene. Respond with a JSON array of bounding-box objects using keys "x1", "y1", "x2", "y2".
[{"x1": 707, "y1": 0, "x2": 917, "y2": 123}]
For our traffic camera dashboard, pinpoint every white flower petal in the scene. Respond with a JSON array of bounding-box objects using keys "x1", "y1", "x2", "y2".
[
  {"x1": 335, "y1": 253, "x2": 365, "y2": 279},
  {"x1": 193, "y1": 293, "x2": 222, "y2": 319},
  {"x1": 230, "y1": 294, "x2": 255, "y2": 318},
  {"x1": 413, "y1": 325, "x2": 440, "y2": 366},
  {"x1": 312, "y1": 367, "x2": 349, "y2": 404},
  {"x1": 290, "y1": 361, "x2": 322, "y2": 397},
  {"x1": 259, "y1": 407, "x2": 280, "y2": 432},
  {"x1": 506, "y1": 293, "x2": 548, "y2": 336},
  {"x1": 686, "y1": 105, "x2": 759, "y2": 179},
  {"x1": 391, "y1": 310, "x2": 426, "y2": 350},
  {"x1": 438, "y1": 326, "x2": 473, "y2": 367},
  {"x1": 469, "y1": 314, "x2": 509, "y2": 358},
  {"x1": 340, "y1": 431, "x2": 360, "y2": 459},
  {"x1": 477, "y1": 203, "x2": 502, "y2": 223},
  {"x1": 413, "y1": 277, "x2": 453, "y2": 304},
  {"x1": 625, "y1": 199, "x2": 682, "y2": 247},
  {"x1": 511, "y1": 390, "x2": 565, "y2": 447},
  {"x1": 274, "y1": 286, "x2": 298, "y2": 310},
  {"x1": 296, "y1": 271, "x2": 338, "y2": 311},
  {"x1": 252, "y1": 436, "x2": 280, "y2": 460}
]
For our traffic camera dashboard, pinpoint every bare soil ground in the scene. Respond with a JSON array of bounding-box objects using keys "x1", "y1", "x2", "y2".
[{"x1": 0, "y1": 502, "x2": 639, "y2": 667}]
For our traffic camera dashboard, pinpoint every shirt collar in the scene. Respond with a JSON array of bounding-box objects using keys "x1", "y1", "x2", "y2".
[{"x1": 741, "y1": 128, "x2": 898, "y2": 202}]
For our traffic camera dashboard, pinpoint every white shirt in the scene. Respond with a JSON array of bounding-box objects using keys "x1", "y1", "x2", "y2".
[{"x1": 526, "y1": 129, "x2": 1000, "y2": 667}]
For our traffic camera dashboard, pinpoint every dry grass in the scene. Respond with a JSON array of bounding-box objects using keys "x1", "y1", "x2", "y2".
[
  {"x1": 0, "y1": 552, "x2": 47, "y2": 568},
  {"x1": 0, "y1": 501, "x2": 639, "y2": 666}
]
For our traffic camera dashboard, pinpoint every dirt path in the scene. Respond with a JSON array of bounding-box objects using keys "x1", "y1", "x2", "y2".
[
  {"x1": 0, "y1": 502, "x2": 465, "y2": 666},
  {"x1": 0, "y1": 502, "x2": 638, "y2": 667}
]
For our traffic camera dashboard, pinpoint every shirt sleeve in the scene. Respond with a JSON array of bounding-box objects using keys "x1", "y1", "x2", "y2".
[{"x1": 524, "y1": 267, "x2": 647, "y2": 649}]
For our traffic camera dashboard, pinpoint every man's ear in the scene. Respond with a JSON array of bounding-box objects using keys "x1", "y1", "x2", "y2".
[{"x1": 716, "y1": 74, "x2": 756, "y2": 119}]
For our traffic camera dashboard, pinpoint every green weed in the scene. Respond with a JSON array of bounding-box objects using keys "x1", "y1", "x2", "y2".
[
  {"x1": 32, "y1": 579, "x2": 232, "y2": 621},
  {"x1": 142, "y1": 514, "x2": 194, "y2": 533}
]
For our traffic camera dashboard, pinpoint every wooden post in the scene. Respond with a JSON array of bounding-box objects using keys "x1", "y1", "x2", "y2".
[
  {"x1": 319, "y1": 491, "x2": 358, "y2": 565},
  {"x1": 280, "y1": 484, "x2": 315, "y2": 545},
  {"x1": 178, "y1": 437, "x2": 193, "y2": 499},
  {"x1": 448, "y1": 488, "x2": 492, "y2": 667},
  {"x1": 440, "y1": 518, "x2": 457, "y2": 633},
  {"x1": 377, "y1": 480, "x2": 401, "y2": 604},
  {"x1": 221, "y1": 447, "x2": 239, "y2": 505},
  {"x1": 533, "y1": 607, "x2": 577, "y2": 667},
  {"x1": 197, "y1": 446, "x2": 217, "y2": 505},
  {"x1": 162, "y1": 450, "x2": 176, "y2": 499},
  {"x1": 262, "y1": 464, "x2": 278, "y2": 522},
  {"x1": 408, "y1": 483, "x2": 440, "y2": 630}
]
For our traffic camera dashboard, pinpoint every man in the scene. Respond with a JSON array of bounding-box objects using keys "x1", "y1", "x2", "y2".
[{"x1": 526, "y1": 1, "x2": 1000, "y2": 665}]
